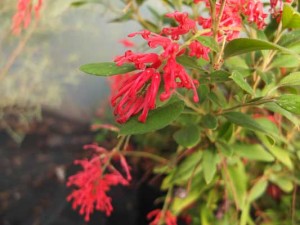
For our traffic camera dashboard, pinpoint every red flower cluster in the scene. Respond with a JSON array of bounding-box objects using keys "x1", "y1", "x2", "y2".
[
  {"x1": 111, "y1": 12, "x2": 203, "y2": 123},
  {"x1": 196, "y1": 0, "x2": 268, "y2": 41},
  {"x1": 147, "y1": 209, "x2": 177, "y2": 225},
  {"x1": 66, "y1": 144, "x2": 131, "y2": 221},
  {"x1": 11, "y1": 0, "x2": 43, "y2": 35}
]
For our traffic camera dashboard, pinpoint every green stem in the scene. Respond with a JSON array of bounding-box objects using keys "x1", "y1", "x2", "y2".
[
  {"x1": 217, "y1": 97, "x2": 276, "y2": 115},
  {"x1": 123, "y1": 151, "x2": 168, "y2": 164}
]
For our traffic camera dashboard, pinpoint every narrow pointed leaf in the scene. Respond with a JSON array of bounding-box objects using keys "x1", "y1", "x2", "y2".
[
  {"x1": 230, "y1": 71, "x2": 254, "y2": 95},
  {"x1": 203, "y1": 150, "x2": 219, "y2": 184},
  {"x1": 120, "y1": 101, "x2": 185, "y2": 135},
  {"x1": 276, "y1": 94, "x2": 300, "y2": 115},
  {"x1": 278, "y1": 72, "x2": 300, "y2": 87},
  {"x1": 223, "y1": 112, "x2": 268, "y2": 133},
  {"x1": 224, "y1": 38, "x2": 284, "y2": 58},
  {"x1": 80, "y1": 62, "x2": 136, "y2": 76}
]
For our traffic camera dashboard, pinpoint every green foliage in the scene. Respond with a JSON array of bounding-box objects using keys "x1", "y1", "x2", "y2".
[
  {"x1": 80, "y1": 62, "x2": 136, "y2": 76},
  {"x1": 79, "y1": 2, "x2": 300, "y2": 225},
  {"x1": 120, "y1": 101, "x2": 185, "y2": 135}
]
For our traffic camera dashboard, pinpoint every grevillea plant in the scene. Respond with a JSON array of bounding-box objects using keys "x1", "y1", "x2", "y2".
[{"x1": 69, "y1": 0, "x2": 300, "y2": 224}]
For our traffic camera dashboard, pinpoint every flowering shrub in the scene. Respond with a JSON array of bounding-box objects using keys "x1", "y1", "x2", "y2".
[{"x1": 70, "y1": 0, "x2": 300, "y2": 224}]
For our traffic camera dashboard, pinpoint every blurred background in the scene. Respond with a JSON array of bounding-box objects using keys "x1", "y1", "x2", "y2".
[{"x1": 0, "y1": 1, "x2": 165, "y2": 224}]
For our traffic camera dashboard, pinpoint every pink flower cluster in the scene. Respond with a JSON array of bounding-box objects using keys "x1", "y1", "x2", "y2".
[
  {"x1": 11, "y1": 0, "x2": 43, "y2": 35},
  {"x1": 66, "y1": 144, "x2": 131, "y2": 221},
  {"x1": 111, "y1": 0, "x2": 288, "y2": 124},
  {"x1": 111, "y1": 12, "x2": 207, "y2": 123},
  {"x1": 196, "y1": 0, "x2": 269, "y2": 41}
]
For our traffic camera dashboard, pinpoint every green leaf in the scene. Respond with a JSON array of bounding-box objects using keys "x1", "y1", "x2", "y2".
[
  {"x1": 210, "y1": 70, "x2": 231, "y2": 83},
  {"x1": 248, "y1": 180, "x2": 268, "y2": 203},
  {"x1": 271, "y1": 54, "x2": 299, "y2": 68},
  {"x1": 276, "y1": 94, "x2": 300, "y2": 115},
  {"x1": 266, "y1": 102, "x2": 300, "y2": 127},
  {"x1": 203, "y1": 150, "x2": 219, "y2": 184},
  {"x1": 278, "y1": 72, "x2": 300, "y2": 87},
  {"x1": 120, "y1": 101, "x2": 185, "y2": 135},
  {"x1": 224, "y1": 38, "x2": 283, "y2": 59},
  {"x1": 70, "y1": 0, "x2": 98, "y2": 7},
  {"x1": 282, "y1": 4, "x2": 300, "y2": 29},
  {"x1": 201, "y1": 114, "x2": 218, "y2": 129},
  {"x1": 173, "y1": 125, "x2": 201, "y2": 148},
  {"x1": 269, "y1": 175, "x2": 294, "y2": 193},
  {"x1": 164, "y1": 151, "x2": 203, "y2": 187},
  {"x1": 80, "y1": 62, "x2": 136, "y2": 76},
  {"x1": 230, "y1": 71, "x2": 254, "y2": 95},
  {"x1": 171, "y1": 176, "x2": 204, "y2": 214},
  {"x1": 233, "y1": 144, "x2": 275, "y2": 162},
  {"x1": 279, "y1": 30, "x2": 300, "y2": 47},
  {"x1": 176, "y1": 55, "x2": 203, "y2": 71},
  {"x1": 257, "y1": 134, "x2": 294, "y2": 170},
  {"x1": 227, "y1": 159, "x2": 247, "y2": 209},
  {"x1": 223, "y1": 112, "x2": 268, "y2": 133},
  {"x1": 197, "y1": 36, "x2": 219, "y2": 52}
]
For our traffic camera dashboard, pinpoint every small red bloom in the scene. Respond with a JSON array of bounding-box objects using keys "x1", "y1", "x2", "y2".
[
  {"x1": 147, "y1": 209, "x2": 177, "y2": 225},
  {"x1": 119, "y1": 38, "x2": 136, "y2": 48},
  {"x1": 243, "y1": 1, "x2": 267, "y2": 29},
  {"x1": 111, "y1": 68, "x2": 161, "y2": 123},
  {"x1": 162, "y1": 11, "x2": 196, "y2": 40},
  {"x1": 160, "y1": 58, "x2": 199, "y2": 102},
  {"x1": 67, "y1": 145, "x2": 131, "y2": 221},
  {"x1": 188, "y1": 40, "x2": 210, "y2": 60},
  {"x1": 114, "y1": 50, "x2": 161, "y2": 70}
]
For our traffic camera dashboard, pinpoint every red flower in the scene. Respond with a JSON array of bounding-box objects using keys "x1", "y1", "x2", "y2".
[
  {"x1": 119, "y1": 38, "x2": 135, "y2": 48},
  {"x1": 243, "y1": 1, "x2": 267, "y2": 29},
  {"x1": 11, "y1": 0, "x2": 43, "y2": 35},
  {"x1": 188, "y1": 40, "x2": 210, "y2": 60},
  {"x1": 162, "y1": 12, "x2": 196, "y2": 40},
  {"x1": 114, "y1": 50, "x2": 161, "y2": 70},
  {"x1": 147, "y1": 209, "x2": 177, "y2": 225},
  {"x1": 111, "y1": 68, "x2": 161, "y2": 123},
  {"x1": 67, "y1": 145, "x2": 131, "y2": 221},
  {"x1": 160, "y1": 58, "x2": 199, "y2": 102}
]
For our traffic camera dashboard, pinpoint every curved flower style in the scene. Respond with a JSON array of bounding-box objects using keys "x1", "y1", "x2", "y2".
[
  {"x1": 67, "y1": 145, "x2": 131, "y2": 221},
  {"x1": 147, "y1": 209, "x2": 177, "y2": 225},
  {"x1": 162, "y1": 11, "x2": 196, "y2": 40},
  {"x1": 111, "y1": 68, "x2": 161, "y2": 123}
]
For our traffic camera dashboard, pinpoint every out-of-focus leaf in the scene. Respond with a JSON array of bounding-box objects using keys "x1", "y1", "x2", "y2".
[
  {"x1": 282, "y1": 4, "x2": 300, "y2": 29},
  {"x1": 278, "y1": 72, "x2": 300, "y2": 87},
  {"x1": 276, "y1": 94, "x2": 300, "y2": 115},
  {"x1": 201, "y1": 114, "x2": 218, "y2": 129},
  {"x1": 197, "y1": 36, "x2": 219, "y2": 52},
  {"x1": 279, "y1": 30, "x2": 300, "y2": 47},
  {"x1": 176, "y1": 55, "x2": 204, "y2": 71},
  {"x1": 271, "y1": 55, "x2": 299, "y2": 68},
  {"x1": 203, "y1": 149, "x2": 219, "y2": 184},
  {"x1": 248, "y1": 180, "x2": 268, "y2": 203},
  {"x1": 269, "y1": 175, "x2": 294, "y2": 193},
  {"x1": 120, "y1": 101, "x2": 185, "y2": 135},
  {"x1": 227, "y1": 159, "x2": 247, "y2": 209},
  {"x1": 223, "y1": 112, "x2": 269, "y2": 134},
  {"x1": 257, "y1": 134, "x2": 294, "y2": 170},
  {"x1": 230, "y1": 70, "x2": 254, "y2": 95},
  {"x1": 80, "y1": 62, "x2": 136, "y2": 76},
  {"x1": 266, "y1": 102, "x2": 300, "y2": 127},
  {"x1": 224, "y1": 38, "x2": 283, "y2": 58},
  {"x1": 173, "y1": 125, "x2": 201, "y2": 148},
  {"x1": 233, "y1": 144, "x2": 274, "y2": 162}
]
